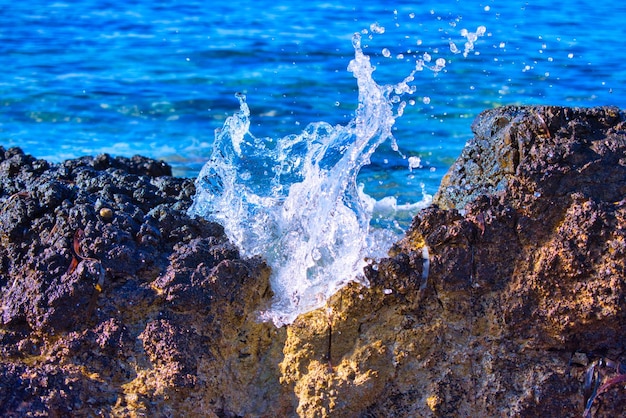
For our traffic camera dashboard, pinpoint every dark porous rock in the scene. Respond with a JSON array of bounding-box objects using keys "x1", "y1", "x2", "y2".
[
  {"x1": 0, "y1": 147, "x2": 284, "y2": 417},
  {"x1": 1, "y1": 105, "x2": 625, "y2": 417},
  {"x1": 434, "y1": 106, "x2": 625, "y2": 210}
]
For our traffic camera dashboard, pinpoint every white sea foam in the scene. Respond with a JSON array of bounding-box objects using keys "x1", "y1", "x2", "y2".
[{"x1": 189, "y1": 27, "x2": 484, "y2": 327}]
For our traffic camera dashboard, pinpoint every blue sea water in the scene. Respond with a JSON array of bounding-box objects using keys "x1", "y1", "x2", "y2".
[{"x1": 1, "y1": 0, "x2": 625, "y2": 205}]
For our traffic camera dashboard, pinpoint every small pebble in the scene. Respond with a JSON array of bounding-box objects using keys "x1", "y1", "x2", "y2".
[{"x1": 99, "y1": 207, "x2": 113, "y2": 220}]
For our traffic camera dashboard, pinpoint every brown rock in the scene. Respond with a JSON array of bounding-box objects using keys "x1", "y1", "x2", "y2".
[{"x1": 278, "y1": 106, "x2": 625, "y2": 417}]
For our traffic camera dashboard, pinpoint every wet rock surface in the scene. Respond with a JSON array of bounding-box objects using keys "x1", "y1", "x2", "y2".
[{"x1": 1, "y1": 105, "x2": 625, "y2": 417}]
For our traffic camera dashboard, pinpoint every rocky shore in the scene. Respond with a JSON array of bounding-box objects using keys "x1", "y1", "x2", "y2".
[{"x1": 1, "y1": 106, "x2": 624, "y2": 417}]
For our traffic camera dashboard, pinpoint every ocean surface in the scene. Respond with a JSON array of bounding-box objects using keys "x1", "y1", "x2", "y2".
[{"x1": 2, "y1": 0, "x2": 625, "y2": 206}]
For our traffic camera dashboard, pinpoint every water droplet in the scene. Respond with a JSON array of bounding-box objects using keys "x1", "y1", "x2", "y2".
[
  {"x1": 408, "y1": 156, "x2": 422, "y2": 171},
  {"x1": 461, "y1": 26, "x2": 487, "y2": 57},
  {"x1": 382, "y1": 48, "x2": 391, "y2": 58},
  {"x1": 423, "y1": 97, "x2": 431, "y2": 104},
  {"x1": 312, "y1": 248, "x2": 322, "y2": 261},
  {"x1": 370, "y1": 22, "x2": 385, "y2": 34}
]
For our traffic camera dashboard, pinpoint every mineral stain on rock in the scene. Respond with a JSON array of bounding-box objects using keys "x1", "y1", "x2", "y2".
[{"x1": 1, "y1": 106, "x2": 624, "y2": 417}]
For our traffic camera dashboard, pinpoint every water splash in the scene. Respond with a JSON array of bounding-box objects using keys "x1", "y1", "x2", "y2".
[{"x1": 189, "y1": 27, "x2": 484, "y2": 326}]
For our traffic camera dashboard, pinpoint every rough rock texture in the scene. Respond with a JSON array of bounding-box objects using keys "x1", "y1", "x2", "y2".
[
  {"x1": 1, "y1": 105, "x2": 625, "y2": 417},
  {"x1": 0, "y1": 149, "x2": 285, "y2": 417}
]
